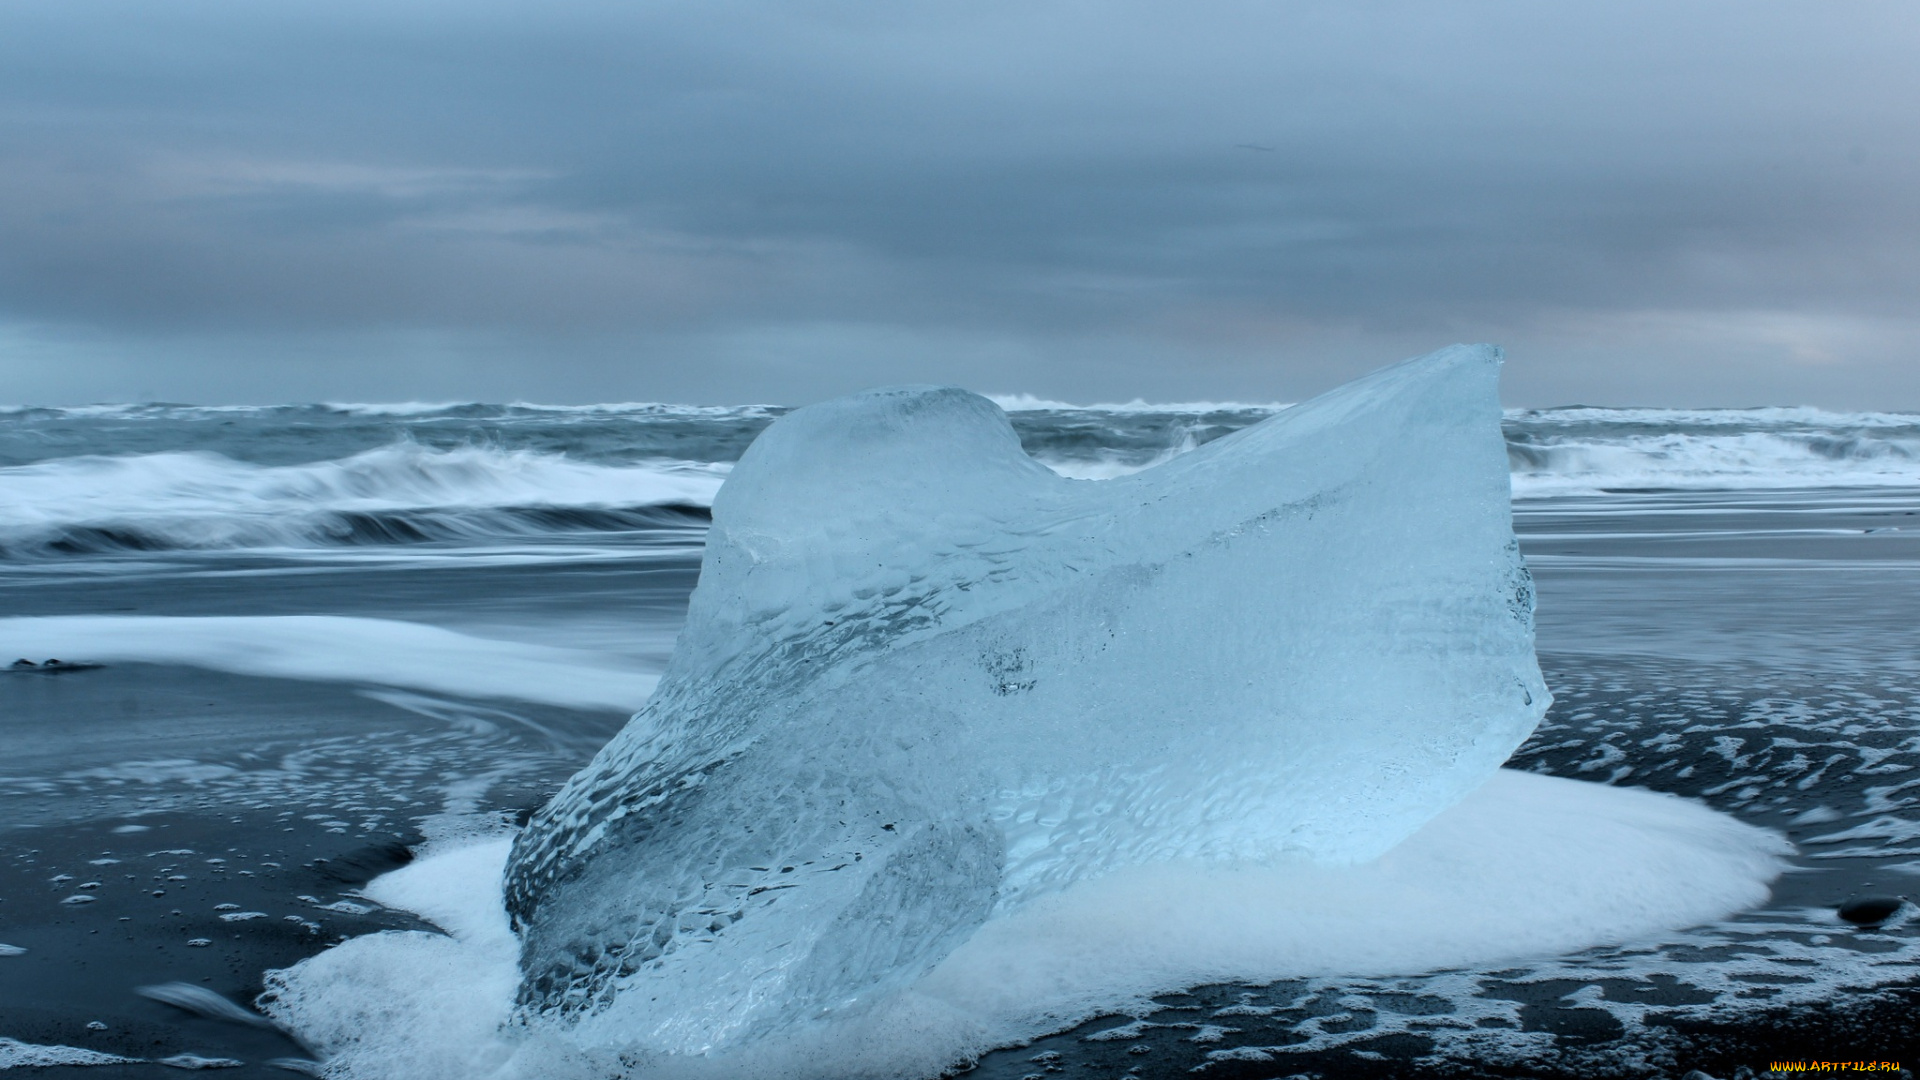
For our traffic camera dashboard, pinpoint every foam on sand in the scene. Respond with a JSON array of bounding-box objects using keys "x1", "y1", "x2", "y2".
[
  {"x1": 0, "y1": 615, "x2": 658, "y2": 712},
  {"x1": 258, "y1": 838, "x2": 528, "y2": 1080},
  {"x1": 0, "y1": 1038, "x2": 139, "y2": 1068},
  {"x1": 261, "y1": 771, "x2": 1788, "y2": 1080}
]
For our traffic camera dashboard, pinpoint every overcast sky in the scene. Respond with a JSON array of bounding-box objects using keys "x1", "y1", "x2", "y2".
[{"x1": 2, "y1": 1, "x2": 1916, "y2": 408}]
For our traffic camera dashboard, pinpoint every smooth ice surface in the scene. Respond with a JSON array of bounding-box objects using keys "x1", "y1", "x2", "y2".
[
  {"x1": 0, "y1": 615, "x2": 658, "y2": 711},
  {"x1": 265, "y1": 772, "x2": 1788, "y2": 1080},
  {"x1": 503, "y1": 346, "x2": 1550, "y2": 1054}
]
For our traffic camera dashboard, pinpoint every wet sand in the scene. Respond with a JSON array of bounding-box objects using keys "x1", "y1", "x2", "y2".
[{"x1": 1, "y1": 663, "x2": 620, "y2": 1077}]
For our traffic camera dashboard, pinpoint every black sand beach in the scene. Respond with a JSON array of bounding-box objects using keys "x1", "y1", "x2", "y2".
[{"x1": 3, "y1": 406, "x2": 1918, "y2": 1078}]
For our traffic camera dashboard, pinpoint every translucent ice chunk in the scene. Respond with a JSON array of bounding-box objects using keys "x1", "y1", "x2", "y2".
[{"x1": 503, "y1": 344, "x2": 1548, "y2": 1055}]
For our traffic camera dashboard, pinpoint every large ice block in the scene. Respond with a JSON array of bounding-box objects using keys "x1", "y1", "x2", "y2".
[{"x1": 502, "y1": 344, "x2": 1548, "y2": 1054}]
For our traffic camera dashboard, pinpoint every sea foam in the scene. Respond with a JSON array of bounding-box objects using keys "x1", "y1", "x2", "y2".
[
  {"x1": 261, "y1": 770, "x2": 1787, "y2": 1080},
  {"x1": 0, "y1": 615, "x2": 657, "y2": 711},
  {"x1": 0, "y1": 443, "x2": 724, "y2": 556}
]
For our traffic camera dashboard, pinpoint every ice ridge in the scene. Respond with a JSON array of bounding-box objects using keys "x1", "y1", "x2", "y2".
[{"x1": 502, "y1": 344, "x2": 1549, "y2": 1056}]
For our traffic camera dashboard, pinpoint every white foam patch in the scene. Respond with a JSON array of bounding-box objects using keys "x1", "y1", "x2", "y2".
[
  {"x1": 263, "y1": 840, "x2": 524, "y2": 1080},
  {"x1": 925, "y1": 769, "x2": 1782, "y2": 998},
  {"x1": 361, "y1": 838, "x2": 518, "y2": 955},
  {"x1": 263, "y1": 772, "x2": 1787, "y2": 1080},
  {"x1": 0, "y1": 1037, "x2": 139, "y2": 1068},
  {"x1": 1503, "y1": 412, "x2": 1920, "y2": 496},
  {"x1": 0, "y1": 615, "x2": 657, "y2": 712}
]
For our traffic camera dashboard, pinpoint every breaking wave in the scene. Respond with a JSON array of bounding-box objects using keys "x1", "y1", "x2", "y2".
[
  {"x1": 988, "y1": 401, "x2": 1920, "y2": 493},
  {"x1": 0, "y1": 401, "x2": 781, "y2": 423},
  {"x1": 4, "y1": 401, "x2": 1917, "y2": 558},
  {"x1": 986, "y1": 393, "x2": 1292, "y2": 414},
  {"x1": 0, "y1": 443, "x2": 722, "y2": 558},
  {"x1": 1504, "y1": 406, "x2": 1920, "y2": 496},
  {"x1": 1020, "y1": 405, "x2": 1920, "y2": 494}
]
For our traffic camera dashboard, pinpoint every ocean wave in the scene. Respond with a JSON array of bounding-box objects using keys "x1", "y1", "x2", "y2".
[
  {"x1": 1506, "y1": 428, "x2": 1920, "y2": 496},
  {"x1": 0, "y1": 401, "x2": 782, "y2": 423},
  {"x1": 988, "y1": 393, "x2": 1290, "y2": 413},
  {"x1": 321, "y1": 400, "x2": 785, "y2": 421},
  {"x1": 1016, "y1": 408, "x2": 1920, "y2": 492},
  {"x1": 0, "y1": 443, "x2": 724, "y2": 558},
  {"x1": 1509, "y1": 404, "x2": 1920, "y2": 430},
  {"x1": 991, "y1": 400, "x2": 1920, "y2": 492},
  {"x1": 4, "y1": 403, "x2": 1918, "y2": 558},
  {"x1": 5, "y1": 505, "x2": 712, "y2": 559},
  {"x1": 1030, "y1": 426, "x2": 1920, "y2": 493}
]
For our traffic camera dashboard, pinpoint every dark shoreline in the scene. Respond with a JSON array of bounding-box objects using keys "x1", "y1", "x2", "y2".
[
  {"x1": 5, "y1": 484, "x2": 1919, "y2": 1078},
  {"x1": 957, "y1": 980, "x2": 1920, "y2": 1080},
  {"x1": 0, "y1": 662, "x2": 614, "y2": 1078},
  {"x1": 1, "y1": 810, "x2": 430, "y2": 1077},
  {"x1": 9, "y1": 659, "x2": 1917, "y2": 1079}
]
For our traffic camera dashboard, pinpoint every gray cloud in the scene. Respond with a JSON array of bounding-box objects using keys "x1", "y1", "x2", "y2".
[{"x1": 1, "y1": 0, "x2": 1916, "y2": 406}]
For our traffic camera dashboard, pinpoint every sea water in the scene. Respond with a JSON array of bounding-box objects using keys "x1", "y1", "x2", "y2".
[{"x1": 1, "y1": 392, "x2": 1916, "y2": 1077}]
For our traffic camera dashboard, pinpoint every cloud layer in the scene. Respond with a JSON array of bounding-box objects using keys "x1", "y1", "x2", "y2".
[{"x1": 2, "y1": 1, "x2": 1916, "y2": 406}]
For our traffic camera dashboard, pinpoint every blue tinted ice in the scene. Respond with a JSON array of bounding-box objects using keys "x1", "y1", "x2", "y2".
[{"x1": 502, "y1": 344, "x2": 1548, "y2": 1054}]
